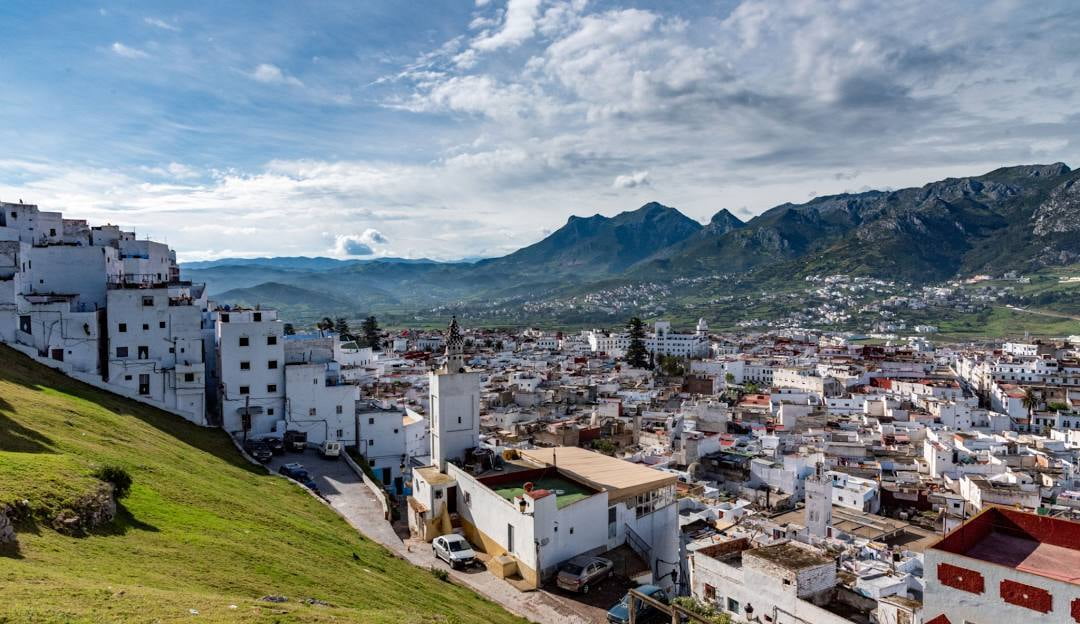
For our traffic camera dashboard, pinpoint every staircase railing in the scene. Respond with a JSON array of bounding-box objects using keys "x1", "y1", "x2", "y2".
[{"x1": 624, "y1": 523, "x2": 651, "y2": 563}]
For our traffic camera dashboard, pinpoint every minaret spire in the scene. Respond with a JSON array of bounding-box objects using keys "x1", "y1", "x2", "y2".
[{"x1": 444, "y1": 316, "x2": 466, "y2": 373}]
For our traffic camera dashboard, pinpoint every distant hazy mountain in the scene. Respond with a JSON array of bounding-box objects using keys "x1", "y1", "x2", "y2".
[
  {"x1": 472, "y1": 201, "x2": 703, "y2": 279},
  {"x1": 180, "y1": 256, "x2": 441, "y2": 270},
  {"x1": 180, "y1": 164, "x2": 1080, "y2": 321}
]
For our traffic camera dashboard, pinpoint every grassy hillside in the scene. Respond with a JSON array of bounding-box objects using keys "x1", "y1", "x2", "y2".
[{"x1": 0, "y1": 345, "x2": 526, "y2": 624}]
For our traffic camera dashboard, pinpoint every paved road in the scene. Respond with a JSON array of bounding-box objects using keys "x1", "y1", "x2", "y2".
[
  {"x1": 264, "y1": 451, "x2": 608, "y2": 623},
  {"x1": 1005, "y1": 304, "x2": 1080, "y2": 322}
]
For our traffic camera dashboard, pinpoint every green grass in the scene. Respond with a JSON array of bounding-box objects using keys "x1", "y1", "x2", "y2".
[
  {"x1": 0, "y1": 345, "x2": 527, "y2": 624},
  {"x1": 489, "y1": 476, "x2": 593, "y2": 510}
]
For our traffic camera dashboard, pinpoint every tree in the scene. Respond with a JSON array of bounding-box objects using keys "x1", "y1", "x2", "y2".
[
  {"x1": 334, "y1": 317, "x2": 351, "y2": 339},
  {"x1": 724, "y1": 372, "x2": 735, "y2": 386},
  {"x1": 626, "y1": 317, "x2": 648, "y2": 368},
  {"x1": 316, "y1": 317, "x2": 334, "y2": 336},
  {"x1": 283, "y1": 323, "x2": 296, "y2": 336},
  {"x1": 1022, "y1": 387, "x2": 1039, "y2": 423},
  {"x1": 659, "y1": 355, "x2": 685, "y2": 377},
  {"x1": 744, "y1": 382, "x2": 760, "y2": 395},
  {"x1": 361, "y1": 316, "x2": 381, "y2": 351}
]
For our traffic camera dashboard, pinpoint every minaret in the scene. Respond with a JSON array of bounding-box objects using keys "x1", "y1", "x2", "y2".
[
  {"x1": 430, "y1": 317, "x2": 481, "y2": 471},
  {"x1": 805, "y1": 462, "x2": 833, "y2": 538}
]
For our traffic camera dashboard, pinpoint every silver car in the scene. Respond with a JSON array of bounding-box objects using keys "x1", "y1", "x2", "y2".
[
  {"x1": 432, "y1": 534, "x2": 477, "y2": 569},
  {"x1": 556, "y1": 555, "x2": 614, "y2": 594}
]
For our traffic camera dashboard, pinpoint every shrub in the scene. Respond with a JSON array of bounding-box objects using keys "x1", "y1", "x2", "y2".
[
  {"x1": 671, "y1": 596, "x2": 730, "y2": 624},
  {"x1": 429, "y1": 566, "x2": 449, "y2": 582},
  {"x1": 92, "y1": 465, "x2": 132, "y2": 499}
]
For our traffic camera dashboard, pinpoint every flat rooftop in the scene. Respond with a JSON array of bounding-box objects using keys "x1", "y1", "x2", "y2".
[
  {"x1": 746, "y1": 541, "x2": 833, "y2": 570},
  {"x1": 488, "y1": 473, "x2": 595, "y2": 509},
  {"x1": 931, "y1": 507, "x2": 1080, "y2": 586}
]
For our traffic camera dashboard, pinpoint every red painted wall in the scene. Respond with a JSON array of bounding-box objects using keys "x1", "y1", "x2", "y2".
[{"x1": 937, "y1": 562, "x2": 985, "y2": 594}]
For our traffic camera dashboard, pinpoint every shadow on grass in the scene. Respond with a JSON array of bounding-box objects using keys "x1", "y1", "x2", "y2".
[
  {"x1": 91, "y1": 502, "x2": 160, "y2": 537},
  {"x1": 0, "y1": 345, "x2": 264, "y2": 476},
  {"x1": 0, "y1": 396, "x2": 56, "y2": 453},
  {"x1": 0, "y1": 539, "x2": 23, "y2": 559}
]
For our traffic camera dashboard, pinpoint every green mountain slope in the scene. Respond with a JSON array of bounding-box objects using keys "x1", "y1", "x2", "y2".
[{"x1": 0, "y1": 345, "x2": 524, "y2": 624}]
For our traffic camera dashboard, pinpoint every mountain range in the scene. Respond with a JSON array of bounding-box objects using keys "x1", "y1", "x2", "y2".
[{"x1": 181, "y1": 163, "x2": 1080, "y2": 323}]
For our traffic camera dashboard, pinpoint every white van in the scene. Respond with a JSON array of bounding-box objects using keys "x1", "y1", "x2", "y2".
[{"x1": 319, "y1": 440, "x2": 342, "y2": 458}]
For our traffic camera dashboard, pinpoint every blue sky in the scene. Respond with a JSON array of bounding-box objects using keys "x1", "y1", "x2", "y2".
[{"x1": 2, "y1": 0, "x2": 1079, "y2": 261}]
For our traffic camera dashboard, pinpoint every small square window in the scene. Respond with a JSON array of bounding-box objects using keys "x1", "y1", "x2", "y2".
[
  {"x1": 336, "y1": 429, "x2": 343, "y2": 438},
  {"x1": 253, "y1": 312, "x2": 262, "y2": 322},
  {"x1": 124, "y1": 374, "x2": 133, "y2": 381},
  {"x1": 159, "y1": 321, "x2": 166, "y2": 329},
  {"x1": 369, "y1": 439, "x2": 375, "y2": 446},
  {"x1": 336, "y1": 405, "x2": 343, "y2": 414},
  {"x1": 142, "y1": 323, "x2": 149, "y2": 331},
  {"x1": 184, "y1": 373, "x2": 195, "y2": 382},
  {"x1": 309, "y1": 408, "x2": 317, "y2": 416},
  {"x1": 116, "y1": 346, "x2": 128, "y2": 358},
  {"x1": 220, "y1": 313, "x2": 230, "y2": 323},
  {"x1": 240, "y1": 361, "x2": 251, "y2": 371},
  {"x1": 142, "y1": 296, "x2": 154, "y2": 306},
  {"x1": 239, "y1": 336, "x2": 249, "y2": 347},
  {"x1": 239, "y1": 386, "x2": 250, "y2": 395},
  {"x1": 118, "y1": 323, "x2": 127, "y2": 332},
  {"x1": 268, "y1": 360, "x2": 278, "y2": 369},
  {"x1": 368, "y1": 418, "x2": 374, "y2": 425},
  {"x1": 267, "y1": 384, "x2": 277, "y2": 393},
  {"x1": 267, "y1": 335, "x2": 277, "y2": 345},
  {"x1": 267, "y1": 408, "x2": 274, "y2": 416}
]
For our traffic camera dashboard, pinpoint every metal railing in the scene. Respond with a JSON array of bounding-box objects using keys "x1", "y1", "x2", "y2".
[{"x1": 624, "y1": 523, "x2": 651, "y2": 563}]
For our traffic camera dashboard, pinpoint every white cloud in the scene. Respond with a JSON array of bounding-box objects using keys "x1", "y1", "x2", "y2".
[
  {"x1": 471, "y1": 0, "x2": 542, "y2": 52},
  {"x1": 612, "y1": 170, "x2": 650, "y2": 189},
  {"x1": 111, "y1": 42, "x2": 148, "y2": 59},
  {"x1": 144, "y1": 17, "x2": 179, "y2": 31},
  {"x1": 250, "y1": 63, "x2": 303, "y2": 87},
  {"x1": 360, "y1": 228, "x2": 389, "y2": 245},
  {"x1": 333, "y1": 234, "x2": 374, "y2": 256}
]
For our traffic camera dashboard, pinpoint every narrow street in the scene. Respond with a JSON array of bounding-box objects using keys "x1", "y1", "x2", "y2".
[{"x1": 266, "y1": 451, "x2": 609, "y2": 623}]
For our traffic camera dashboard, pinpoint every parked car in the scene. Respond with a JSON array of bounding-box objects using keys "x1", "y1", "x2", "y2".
[
  {"x1": 432, "y1": 534, "x2": 476, "y2": 569},
  {"x1": 319, "y1": 440, "x2": 341, "y2": 458},
  {"x1": 607, "y1": 584, "x2": 669, "y2": 624},
  {"x1": 556, "y1": 555, "x2": 613, "y2": 594},
  {"x1": 243, "y1": 439, "x2": 273, "y2": 463},
  {"x1": 278, "y1": 462, "x2": 310, "y2": 481},
  {"x1": 255, "y1": 435, "x2": 284, "y2": 455},
  {"x1": 283, "y1": 429, "x2": 308, "y2": 452}
]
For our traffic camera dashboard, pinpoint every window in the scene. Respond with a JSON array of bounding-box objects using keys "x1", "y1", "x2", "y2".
[
  {"x1": 220, "y1": 313, "x2": 229, "y2": 323},
  {"x1": 142, "y1": 296, "x2": 154, "y2": 306},
  {"x1": 184, "y1": 373, "x2": 195, "y2": 382},
  {"x1": 159, "y1": 321, "x2": 166, "y2": 329},
  {"x1": 267, "y1": 408, "x2": 274, "y2": 416},
  {"x1": 704, "y1": 584, "x2": 716, "y2": 601},
  {"x1": 118, "y1": 323, "x2": 127, "y2": 333},
  {"x1": 239, "y1": 386, "x2": 250, "y2": 395},
  {"x1": 507, "y1": 524, "x2": 515, "y2": 554},
  {"x1": 138, "y1": 346, "x2": 149, "y2": 360},
  {"x1": 393, "y1": 428, "x2": 398, "y2": 434},
  {"x1": 124, "y1": 375, "x2": 132, "y2": 381},
  {"x1": 116, "y1": 346, "x2": 129, "y2": 358},
  {"x1": 368, "y1": 417, "x2": 374, "y2": 425},
  {"x1": 267, "y1": 384, "x2": 277, "y2": 393},
  {"x1": 308, "y1": 408, "x2": 316, "y2": 416},
  {"x1": 369, "y1": 439, "x2": 375, "y2": 446},
  {"x1": 335, "y1": 429, "x2": 343, "y2": 438},
  {"x1": 336, "y1": 405, "x2": 343, "y2": 414},
  {"x1": 267, "y1": 335, "x2": 277, "y2": 345},
  {"x1": 142, "y1": 323, "x2": 149, "y2": 331},
  {"x1": 240, "y1": 361, "x2": 250, "y2": 371},
  {"x1": 138, "y1": 374, "x2": 150, "y2": 395},
  {"x1": 726, "y1": 598, "x2": 740, "y2": 614},
  {"x1": 268, "y1": 360, "x2": 278, "y2": 369},
  {"x1": 239, "y1": 336, "x2": 249, "y2": 347},
  {"x1": 253, "y1": 312, "x2": 262, "y2": 322}
]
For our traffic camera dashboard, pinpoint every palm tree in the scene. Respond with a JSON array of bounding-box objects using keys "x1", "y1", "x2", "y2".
[{"x1": 1022, "y1": 387, "x2": 1039, "y2": 431}]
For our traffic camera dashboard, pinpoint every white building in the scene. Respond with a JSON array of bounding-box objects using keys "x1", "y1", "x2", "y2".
[
  {"x1": 924, "y1": 507, "x2": 1079, "y2": 624},
  {"x1": 429, "y1": 317, "x2": 481, "y2": 471},
  {"x1": 587, "y1": 320, "x2": 709, "y2": 359},
  {"x1": 215, "y1": 308, "x2": 285, "y2": 435}
]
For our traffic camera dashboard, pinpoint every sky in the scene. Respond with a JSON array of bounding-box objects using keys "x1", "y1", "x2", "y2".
[{"x1": 1, "y1": 0, "x2": 1079, "y2": 262}]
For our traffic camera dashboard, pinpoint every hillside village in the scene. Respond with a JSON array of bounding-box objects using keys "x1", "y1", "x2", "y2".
[{"x1": 4, "y1": 200, "x2": 1080, "y2": 623}]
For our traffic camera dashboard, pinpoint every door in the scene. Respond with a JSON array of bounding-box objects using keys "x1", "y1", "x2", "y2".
[
  {"x1": 607, "y1": 506, "x2": 619, "y2": 548},
  {"x1": 394, "y1": 476, "x2": 403, "y2": 495},
  {"x1": 381, "y1": 467, "x2": 391, "y2": 486}
]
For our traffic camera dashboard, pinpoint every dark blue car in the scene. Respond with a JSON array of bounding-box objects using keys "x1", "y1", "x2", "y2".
[{"x1": 607, "y1": 584, "x2": 669, "y2": 624}]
